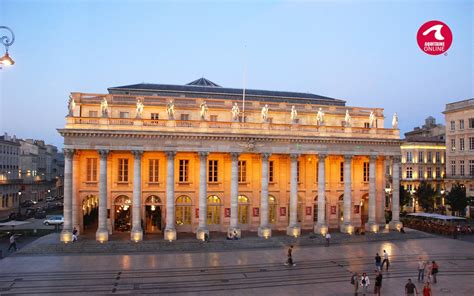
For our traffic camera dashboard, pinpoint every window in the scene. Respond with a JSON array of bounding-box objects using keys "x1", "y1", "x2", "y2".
[
  {"x1": 150, "y1": 113, "x2": 159, "y2": 120},
  {"x1": 238, "y1": 160, "x2": 247, "y2": 183},
  {"x1": 451, "y1": 160, "x2": 456, "y2": 176},
  {"x1": 118, "y1": 159, "x2": 129, "y2": 182},
  {"x1": 180, "y1": 114, "x2": 189, "y2": 121},
  {"x1": 119, "y1": 112, "x2": 129, "y2": 118},
  {"x1": 210, "y1": 115, "x2": 218, "y2": 122},
  {"x1": 179, "y1": 160, "x2": 189, "y2": 182},
  {"x1": 470, "y1": 160, "x2": 474, "y2": 177},
  {"x1": 407, "y1": 184, "x2": 413, "y2": 193},
  {"x1": 427, "y1": 152, "x2": 432, "y2": 163},
  {"x1": 269, "y1": 196, "x2": 277, "y2": 223},
  {"x1": 460, "y1": 138, "x2": 465, "y2": 151},
  {"x1": 418, "y1": 167, "x2": 423, "y2": 179},
  {"x1": 237, "y1": 195, "x2": 249, "y2": 224},
  {"x1": 427, "y1": 167, "x2": 432, "y2": 179},
  {"x1": 175, "y1": 196, "x2": 192, "y2": 225},
  {"x1": 269, "y1": 161, "x2": 274, "y2": 182},
  {"x1": 450, "y1": 120, "x2": 455, "y2": 131},
  {"x1": 406, "y1": 167, "x2": 413, "y2": 179},
  {"x1": 364, "y1": 122, "x2": 370, "y2": 128},
  {"x1": 340, "y1": 162, "x2": 344, "y2": 182},
  {"x1": 469, "y1": 118, "x2": 474, "y2": 129},
  {"x1": 460, "y1": 119, "x2": 464, "y2": 130},
  {"x1": 407, "y1": 152, "x2": 413, "y2": 163},
  {"x1": 297, "y1": 161, "x2": 300, "y2": 182},
  {"x1": 435, "y1": 151, "x2": 441, "y2": 163},
  {"x1": 436, "y1": 166, "x2": 441, "y2": 179},
  {"x1": 418, "y1": 151, "x2": 424, "y2": 163},
  {"x1": 207, "y1": 195, "x2": 221, "y2": 225},
  {"x1": 315, "y1": 162, "x2": 319, "y2": 181},
  {"x1": 470, "y1": 137, "x2": 474, "y2": 150},
  {"x1": 451, "y1": 139, "x2": 456, "y2": 151},
  {"x1": 86, "y1": 158, "x2": 97, "y2": 182},
  {"x1": 363, "y1": 162, "x2": 369, "y2": 182},
  {"x1": 460, "y1": 160, "x2": 465, "y2": 177},
  {"x1": 88, "y1": 111, "x2": 98, "y2": 117},
  {"x1": 148, "y1": 159, "x2": 159, "y2": 183},
  {"x1": 208, "y1": 160, "x2": 218, "y2": 183}
]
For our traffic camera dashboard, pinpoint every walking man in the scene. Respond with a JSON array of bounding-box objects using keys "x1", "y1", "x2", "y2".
[
  {"x1": 381, "y1": 249, "x2": 390, "y2": 271},
  {"x1": 375, "y1": 253, "x2": 382, "y2": 271},
  {"x1": 405, "y1": 279, "x2": 418, "y2": 296},
  {"x1": 350, "y1": 272, "x2": 359, "y2": 295},
  {"x1": 8, "y1": 233, "x2": 18, "y2": 252},
  {"x1": 374, "y1": 271, "x2": 382, "y2": 296},
  {"x1": 360, "y1": 272, "x2": 370, "y2": 296},
  {"x1": 431, "y1": 261, "x2": 438, "y2": 283},
  {"x1": 285, "y1": 245, "x2": 295, "y2": 266},
  {"x1": 325, "y1": 232, "x2": 331, "y2": 246},
  {"x1": 72, "y1": 227, "x2": 78, "y2": 242},
  {"x1": 417, "y1": 257, "x2": 426, "y2": 282}
]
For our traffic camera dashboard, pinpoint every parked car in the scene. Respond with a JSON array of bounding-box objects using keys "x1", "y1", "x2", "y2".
[
  {"x1": 25, "y1": 208, "x2": 36, "y2": 218},
  {"x1": 34, "y1": 210, "x2": 47, "y2": 219},
  {"x1": 45, "y1": 196, "x2": 55, "y2": 202},
  {"x1": 43, "y1": 216, "x2": 64, "y2": 226}
]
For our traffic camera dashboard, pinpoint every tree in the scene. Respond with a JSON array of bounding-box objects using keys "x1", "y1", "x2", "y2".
[
  {"x1": 446, "y1": 183, "x2": 470, "y2": 216},
  {"x1": 415, "y1": 181, "x2": 436, "y2": 212},
  {"x1": 399, "y1": 185, "x2": 410, "y2": 209}
]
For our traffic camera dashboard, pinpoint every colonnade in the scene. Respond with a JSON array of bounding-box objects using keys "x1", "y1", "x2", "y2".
[{"x1": 59, "y1": 149, "x2": 402, "y2": 243}]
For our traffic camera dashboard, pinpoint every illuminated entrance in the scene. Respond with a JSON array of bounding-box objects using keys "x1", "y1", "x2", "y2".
[
  {"x1": 145, "y1": 195, "x2": 162, "y2": 233},
  {"x1": 114, "y1": 195, "x2": 131, "y2": 232}
]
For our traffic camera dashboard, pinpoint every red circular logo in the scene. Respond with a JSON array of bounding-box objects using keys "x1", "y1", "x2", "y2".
[{"x1": 417, "y1": 20, "x2": 453, "y2": 55}]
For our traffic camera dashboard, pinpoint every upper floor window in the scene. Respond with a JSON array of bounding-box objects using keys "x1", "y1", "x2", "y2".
[
  {"x1": 238, "y1": 160, "x2": 247, "y2": 183},
  {"x1": 86, "y1": 158, "x2": 97, "y2": 182},
  {"x1": 119, "y1": 112, "x2": 129, "y2": 119},
  {"x1": 469, "y1": 137, "x2": 474, "y2": 150},
  {"x1": 150, "y1": 113, "x2": 159, "y2": 120},
  {"x1": 364, "y1": 122, "x2": 370, "y2": 129},
  {"x1": 89, "y1": 111, "x2": 98, "y2": 117},
  {"x1": 469, "y1": 160, "x2": 474, "y2": 177},
  {"x1": 459, "y1": 119, "x2": 464, "y2": 130},
  {"x1": 427, "y1": 167, "x2": 432, "y2": 179},
  {"x1": 180, "y1": 114, "x2": 189, "y2": 121},
  {"x1": 179, "y1": 160, "x2": 189, "y2": 182},
  {"x1": 418, "y1": 167, "x2": 423, "y2": 179},
  {"x1": 118, "y1": 158, "x2": 129, "y2": 182},
  {"x1": 469, "y1": 118, "x2": 474, "y2": 129},
  {"x1": 363, "y1": 162, "x2": 369, "y2": 182},
  {"x1": 427, "y1": 151, "x2": 432, "y2": 163},
  {"x1": 450, "y1": 120, "x2": 455, "y2": 131},
  {"x1": 269, "y1": 161, "x2": 274, "y2": 183},
  {"x1": 406, "y1": 151, "x2": 413, "y2": 163},
  {"x1": 460, "y1": 138, "x2": 465, "y2": 151},
  {"x1": 451, "y1": 160, "x2": 456, "y2": 176},
  {"x1": 418, "y1": 151, "x2": 424, "y2": 163},
  {"x1": 210, "y1": 115, "x2": 218, "y2": 122},
  {"x1": 460, "y1": 160, "x2": 465, "y2": 177},
  {"x1": 451, "y1": 139, "x2": 456, "y2": 151},
  {"x1": 435, "y1": 166, "x2": 441, "y2": 179},
  {"x1": 406, "y1": 167, "x2": 413, "y2": 179},
  {"x1": 208, "y1": 160, "x2": 218, "y2": 183},
  {"x1": 297, "y1": 161, "x2": 300, "y2": 182},
  {"x1": 340, "y1": 162, "x2": 344, "y2": 182},
  {"x1": 435, "y1": 151, "x2": 441, "y2": 163},
  {"x1": 148, "y1": 159, "x2": 159, "y2": 183}
]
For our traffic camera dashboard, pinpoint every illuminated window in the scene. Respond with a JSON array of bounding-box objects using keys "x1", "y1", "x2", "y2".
[
  {"x1": 418, "y1": 151, "x2": 424, "y2": 163},
  {"x1": 460, "y1": 138, "x2": 465, "y2": 151},
  {"x1": 436, "y1": 166, "x2": 441, "y2": 179},
  {"x1": 427, "y1": 151, "x2": 432, "y2": 163},
  {"x1": 406, "y1": 167, "x2": 413, "y2": 179},
  {"x1": 407, "y1": 152, "x2": 413, "y2": 163},
  {"x1": 269, "y1": 195, "x2": 277, "y2": 223},
  {"x1": 238, "y1": 160, "x2": 247, "y2": 183},
  {"x1": 269, "y1": 161, "x2": 274, "y2": 182},
  {"x1": 208, "y1": 160, "x2": 218, "y2": 183},
  {"x1": 451, "y1": 139, "x2": 456, "y2": 152},
  {"x1": 86, "y1": 158, "x2": 97, "y2": 182},
  {"x1": 148, "y1": 159, "x2": 159, "y2": 183},
  {"x1": 150, "y1": 113, "x2": 159, "y2": 120},
  {"x1": 207, "y1": 195, "x2": 221, "y2": 225},
  {"x1": 238, "y1": 195, "x2": 249, "y2": 224},
  {"x1": 427, "y1": 167, "x2": 432, "y2": 179},
  {"x1": 179, "y1": 160, "x2": 189, "y2": 182},
  {"x1": 435, "y1": 152, "x2": 441, "y2": 163},
  {"x1": 175, "y1": 196, "x2": 192, "y2": 225},
  {"x1": 118, "y1": 159, "x2": 129, "y2": 182},
  {"x1": 363, "y1": 162, "x2": 369, "y2": 182}
]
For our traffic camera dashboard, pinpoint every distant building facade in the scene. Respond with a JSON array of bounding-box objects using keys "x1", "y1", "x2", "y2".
[{"x1": 0, "y1": 133, "x2": 21, "y2": 220}]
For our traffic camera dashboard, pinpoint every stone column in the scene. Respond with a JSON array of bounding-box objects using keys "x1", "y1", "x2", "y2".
[
  {"x1": 287, "y1": 154, "x2": 301, "y2": 236},
  {"x1": 366, "y1": 155, "x2": 379, "y2": 232},
  {"x1": 390, "y1": 156, "x2": 403, "y2": 230},
  {"x1": 314, "y1": 154, "x2": 328, "y2": 235},
  {"x1": 164, "y1": 151, "x2": 177, "y2": 241},
  {"x1": 341, "y1": 155, "x2": 354, "y2": 233},
  {"x1": 60, "y1": 148, "x2": 74, "y2": 243},
  {"x1": 72, "y1": 151, "x2": 80, "y2": 234},
  {"x1": 131, "y1": 150, "x2": 143, "y2": 241},
  {"x1": 258, "y1": 153, "x2": 272, "y2": 238},
  {"x1": 228, "y1": 152, "x2": 240, "y2": 237},
  {"x1": 196, "y1": 152, "x2": 209, "y2": 240},
  {"x1": 96, "y1": 149, "x2": 109, "y2": 242}
]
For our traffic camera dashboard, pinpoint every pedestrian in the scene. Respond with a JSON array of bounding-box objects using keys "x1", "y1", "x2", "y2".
[
  {"x1": 422, "y1": 282, "x2": 432, "y2": 296},
  {"x1": 285, "y1": 245, "x2": 295, "y2": 266},
  {"x1": 374, "y1": 271, "x2": 382, "y2": 296},
  {"x1": 325, "y1": 232, "x2": 331, "y2": 246},
  {"x1": 8, "y1": 233, "x2": 19, "y2": 252},
  {"x1": 417, "y1": 257, "x2": 426, "y2": 282},
  {"x1": 381, "y1": 249, "x2": 390, "y2": 271},
  {"x1": 375, "y1": 253, "x2": 382, "y2": 271},
  {"x1": 359, "y1": 272, "x2": 370, "y2": 296},
  {"x1": 72, "y1": 227, "x2": 78, "y2": 242},
  {"x1": 431, "y1": 261, "x2": 438, "y2": 283},
  {"x1": 350, "y1": 272, "x2": 359, "y2": 295},
  {"x1": 405, "y1": 278, "x2": 418, "y2": 296}
]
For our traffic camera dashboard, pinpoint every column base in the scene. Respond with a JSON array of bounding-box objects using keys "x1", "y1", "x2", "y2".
[
  {"x1": 130, "y1": 229, "x2": 143, "y2": 242},
  {"x1": 314, "y1": 223, "x2": 328, "y2": 236},
  {"x1": 227, "y1": 227, "x2": 241, "y2": 239},
  {"x1": 196, "y1": 227, "x2": 209, "y2": 241},
  {"x1": 164, "y1": 228, "x2": 177, "y2": 241},
  {"x1": 258, "y1": 226, "x2": 272, "y2": 239},
  {"x1": 286, "y1": 225, "x2": 301, "y2": 237},
  {"x1": 96, "y1": 228, "x2": 109, "y2": 243},
  {"x1": 60, "y1": 230, "x2": 73, "y2": 243},
  {"x1": 107, "y1": 218, "x2": 113, "y2": 234},
  {"x1": 340, "y1": 223, "x2": 354, "y2": 234},
  {"x1": 365, "y1": 222, "x2": 379, "y2": 233},
  {"x1": 389, "y1": 220, "x2": 403, "y2": 231}
]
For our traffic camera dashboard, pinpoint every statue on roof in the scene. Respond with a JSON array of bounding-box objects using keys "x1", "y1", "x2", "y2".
[
  {"x1": 316, "y1": 107, "x2": 325, "y2": 126},
  {"x1": 231, "y1": 103, "x2": 240, "y2": 122},
  {"x1": 261, "y1": 104, "x2": 269, "y2": 122},
  {"x1": 291, "y1": 106, "x2": 298, "y2": 123},
  {"x1": 136, "y1": 98, "x2": 144, "y2": 119},
  {"x1": 200, "y1": 101, "x2": 208, "y2": 120},
  {"x1": 67, "y1": 95, "x2": 75, "y2": 117},
  {"x1": 392, "y1": 112, "x2": 399, "y2": 129},
  {"x1": 344, "y1": 109, "x2": 352, "y2": 127},
  {"x1": 167, "y1": 100, "x2": 175, "y2": 120},
  {"x1": 369, "y1": 111, "x2": 376, "y2": 128},
  {"x1": 100, "y1": 97, "x2": 109, "y2": 117}
]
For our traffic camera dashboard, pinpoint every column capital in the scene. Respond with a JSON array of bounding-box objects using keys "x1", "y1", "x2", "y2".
[
  {"x1": 198, "y1": 151, "x2": 209, "y2": 159},
  {"x1": 230, "y1": 152, "x2": 240, "y2": 161},
  {"x1": 290, "y1": 153, "x2": 300, "y2": 160},
  {"x1": 165, "y1": 151, "x2": 176, "y2": 158},
  {"x1": 344, "y1": 154, "x2": 353, "y2": 161},
  {"x1": 63, "y1": 148, "x2": 75, "y2": 159},
  {"x1": 98, "y1": 149, "x2": 109, "y2": 160},
  {"x1": 318, "y1": 153, "x2": 327, "y2": 160},
  {"x1": 392, "y1": 156, "x2": 401, "y2": 163},
  {"x1": 131, "y1": 150, "x2": 143, "y2": 159},
  {"x1": 261, "y1": 153, "x2": 271, "y2": 161},
  {"x1": 369, "y1": 155, "x2": 378, "y2": 161}
]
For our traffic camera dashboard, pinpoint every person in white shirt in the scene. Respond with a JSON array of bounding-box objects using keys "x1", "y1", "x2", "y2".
[
  {"x1": 325, "y1": 232, "x2": 331, "y2": 246},
  {"x1": 360, "y1": 272, "x2": 370, "y2": 296},
  {"x1": 417, "y1": 258, "x2": 426, "y2": 282},
  {"x1": 381, "y1": 250, "x2": 390, "y2": 271}
]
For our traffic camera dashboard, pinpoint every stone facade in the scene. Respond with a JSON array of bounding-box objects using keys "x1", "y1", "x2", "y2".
[{"x1": 58, "y1": 79, "x2": 402, "y2": 242}]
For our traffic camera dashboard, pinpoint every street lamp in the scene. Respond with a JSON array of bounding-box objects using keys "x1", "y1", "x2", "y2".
[{"x1": 0, "y1": 26, "x2": 15, "y2": 68}]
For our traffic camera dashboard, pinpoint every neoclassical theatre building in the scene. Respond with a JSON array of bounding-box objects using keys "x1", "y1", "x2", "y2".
[{"x1": 58, "y1": 78, "x2": 402, "y2": 242}]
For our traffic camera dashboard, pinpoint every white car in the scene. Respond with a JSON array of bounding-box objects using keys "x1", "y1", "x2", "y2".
[
  {"x1": 43, "y1": 216, "x2": 64, "y2": 226},
  {"x1": 45, "y1": 196, "x2": 55, "y2": 202}
]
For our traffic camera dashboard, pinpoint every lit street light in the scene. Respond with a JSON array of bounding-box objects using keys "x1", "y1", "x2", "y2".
[{"x1": 0, "y1": 26, "x2": 15, "y2": 68}]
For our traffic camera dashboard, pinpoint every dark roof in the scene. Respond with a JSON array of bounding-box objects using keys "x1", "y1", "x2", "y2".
[{"x1": 108, "y1": 78, "x2": 346, "y2": 106}]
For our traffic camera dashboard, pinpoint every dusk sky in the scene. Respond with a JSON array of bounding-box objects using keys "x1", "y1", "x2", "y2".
[{"x1": 0, "y1": 0, "x2": 472, "y2": 148}]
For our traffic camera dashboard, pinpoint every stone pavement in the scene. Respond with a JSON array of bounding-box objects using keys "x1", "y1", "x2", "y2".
[
  {"x1": 0, "y1": 234, "x2": 473, "y2": 295},
  {"x1": 10, "y1": 228, "x2": 434, "y2": 256}
]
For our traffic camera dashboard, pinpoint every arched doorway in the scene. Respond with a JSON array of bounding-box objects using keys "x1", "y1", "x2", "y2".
[
  {"x1": 175, "y1": 195, "x2": 192, "y2": 232},
  {"x1": 360, "y1": 193, "x2": 369, "y2": 227},
  {"x1": 144, "y1": 195, "x2": 162, "y2": 233},
  {"x1": 269, "y1": 195, "x2": 277, "y2": 224},
  {"x1": 82, "y1": 195, "x2": 98, "y2": 233},
  {"x1": 114, "y1": 195, "x2": 131, "y2": 232},
  {"x1": 338, "y1": 194, "x2": 344, "y2": 226},
  {"x1": 238, "y1": 195, "x2": 250, "y2": 229},
  {"x1": 207, "y1": 195, "x2": 222, "y2": 230}
]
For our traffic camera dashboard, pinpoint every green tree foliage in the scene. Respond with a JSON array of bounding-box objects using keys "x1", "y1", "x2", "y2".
[
  {"x1": 415, "y1": 181, "x2": 436, "y2": 212},
  {"x1": 399, "y1": 185, "x2": 410, "y2": 208},
  {"x1": 446, "y1": 183, "x2": 470, "y2": 216}
]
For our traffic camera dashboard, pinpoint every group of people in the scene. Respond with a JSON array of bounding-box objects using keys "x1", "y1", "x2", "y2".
[
  {"x1": 226, "y1": 230, "x2": 240, "y2": 240},
  {"x1": 417, "y1": 257, "x2": 439, "y2": 284},
  {"x1": 351, "y1": 271, "x2": 383, "y2": 296},
  {"x1": 405, "y1": 278, "x2": 434, "y2": 296},
  {"x1": 403, "y1": 218, "x2": 472, "y2": 237}
]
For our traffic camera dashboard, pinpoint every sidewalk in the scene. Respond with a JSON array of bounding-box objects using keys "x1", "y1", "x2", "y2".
[{"x1": 10, "y1": 228, "x2": 434, "y2": 257}]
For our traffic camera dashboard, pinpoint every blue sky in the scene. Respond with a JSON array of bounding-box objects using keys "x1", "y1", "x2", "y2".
[{"x1": 0, "y1": 0, "x2": 472, "y2": 148}]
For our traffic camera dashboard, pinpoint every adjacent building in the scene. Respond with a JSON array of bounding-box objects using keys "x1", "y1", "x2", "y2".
[
  {"x1": 59, "y1": 77, "x2": 403, "y2": 242},
  {"x1": 0, "y1": 133, "x2": 21, "y2": 220}
]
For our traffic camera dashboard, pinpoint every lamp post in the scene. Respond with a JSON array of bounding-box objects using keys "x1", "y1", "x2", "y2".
[{"x1": 0, "y1": 26, "x2": 15, "y2": 68}]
